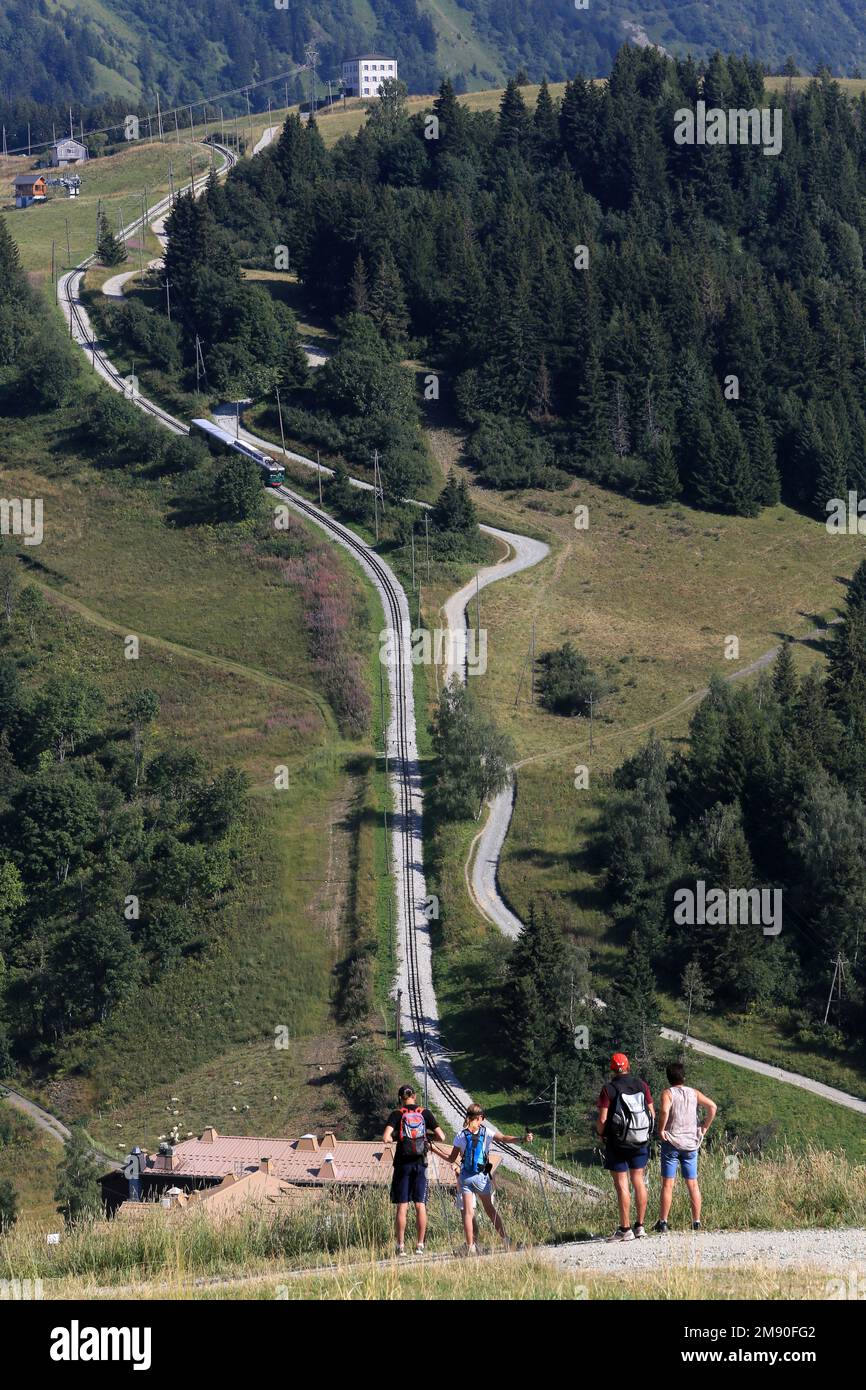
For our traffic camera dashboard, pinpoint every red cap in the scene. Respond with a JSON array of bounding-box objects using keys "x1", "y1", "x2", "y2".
[{"x1": 610, "y1": 1053, "x2": 629, "y2": 1073}]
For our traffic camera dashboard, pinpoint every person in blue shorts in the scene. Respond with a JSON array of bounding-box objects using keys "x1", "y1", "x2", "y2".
[
  {"x1": 447, "y1": 1104, "x2": 533, "y2": 1255},
  {"x1": 597, "y1": 1053, "x2": 656, "y2": 1242},
  {"x1": 383, "y1": 1084, "x2": 447, "y2": 1255},
  {"x1": 654, "y1": 1061, "x2": 717, "y2": 1233}
]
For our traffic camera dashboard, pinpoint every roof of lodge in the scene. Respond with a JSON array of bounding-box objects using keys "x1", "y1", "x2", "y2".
[
  {"x1": 141, "y1": 1129, "x2": 465, "y2": 1186},
  {"x1": 14, "y1": 174, "x2": 46, "y2": 186},
  {"x1": 346, "y1": 54, "x2": 396, "y2": 62}
]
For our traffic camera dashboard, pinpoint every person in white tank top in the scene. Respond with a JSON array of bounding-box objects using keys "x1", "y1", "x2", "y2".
[{"x1": 655, "y1": 1061, "x2": 717, "y2": 1233}]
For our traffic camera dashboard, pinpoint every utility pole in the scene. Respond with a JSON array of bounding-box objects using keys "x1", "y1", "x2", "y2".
[
  {"x1": 147, "y1": 112, "x2": 152, "y2": 141},
  {"x1": 317, "y1": 450, "x2": 323, "y2": 507},
  {"x1": 396, "y1": 988, "x2": 402, "y2": 1052},
  {"x1": 220, "y1": 107, "x2": 225, "y2": 147},
  {"x1": 552, "y1": 1074, "x2": 558, "y2": 1165},
  {"x1": 165, "y1": 278, "x2": 171, "y2": 322},
  {"x1": 379, "y1": 660, "x2": 386, "y2": 735},
  {"x1": 373, "y1": 449, "x2": 380, "y2": 543},
  {"x1": 174, "y1": 109, "x2": 180, "y2": 145},
  {"x1": 138, "y1": 195, "x2": 144, "y2": 273},
  {"x1": 168, "y1": 162, "x2": 174, "y2": 206},
  {"x1": 304, "y1": 41, "x2": 319, "y2": 115},
  {"x1": 411, "y1": 525, "x2": 416, "y2": 590},
  {"x1": 194, "y1": 335, "x2": 206, "y2": 389},
  {"x1": 530, "y1": 619, "x2": 536, "y2": 704},
  {"x1": 275, "y1": 386, "x2": 287, "y2": 461},
  {"x1": 51, "y1": 241, "x2": 56, "y2": 304},
  {"x1": 588, "y1": 691, "x2": 594, "y2": 756},
  {"x1": 64, "y1": 217, "x2": 71, "y2": 266},
  {"x1": 475, "y1": 573, "x2": 481, "y2": 634},
  {"x1": 245, "y1": 88, "x2": 253, "y2": 149},
  {"x1": 424, "y1": 512, "x2": 430, "y2": 581},
  {"x1": 383, "y1": 808, "x2": 391, "y2": 873},
  {"x1": 824, "y1": 954, "x2": 846, "y2": 1025},
  {"x1": 27, "y1": 123, "x2": 30, "y2": 157},
  {"x1": 156, "y1": 90, "x2": 163, "y2": 141},
  {"x1": 236, "y1": 401, "x2": 240, "y2": 439},
  {"x1": 188, "y1": 106, "x2": 194, "y2": 142}
]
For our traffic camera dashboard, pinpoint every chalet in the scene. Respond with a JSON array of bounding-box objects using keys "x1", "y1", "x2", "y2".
[
  {"x1": 49, "y1": 137, "x2": 88, "y2": 167},
  {"x1": 13, "y1": 174, "x2": 47, "y2": 208},
  {"x1": 101, "y1": 1126, "x2": 467, "y2": 1214},
  {"x1": 341, "y1": 54, "x2": 398, "y2": 99}
]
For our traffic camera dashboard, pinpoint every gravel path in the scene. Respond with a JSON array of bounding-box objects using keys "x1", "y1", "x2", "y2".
[
  {"x1": 538, "y1": 1226, "x2": 866, "y2": 1273},
  {"x1": 102, "y1": 259, "x2": 163, "y2": 299},
  {"x1": 658, "y1": 1029, "x2": 866, "y2": 1114}
]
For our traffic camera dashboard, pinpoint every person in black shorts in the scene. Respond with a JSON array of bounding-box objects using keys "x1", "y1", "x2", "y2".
[
  {"x1": 383, "y1": 1084, "x2": 448, "y2": 1255},
  {"x1": 596, "y1": 1052, "x2": 655, "y2": 1242}
]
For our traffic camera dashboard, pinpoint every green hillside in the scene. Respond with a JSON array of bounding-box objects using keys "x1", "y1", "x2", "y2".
[{"x1": 7, "y1": 0, "x2": 866, "y2": 149}]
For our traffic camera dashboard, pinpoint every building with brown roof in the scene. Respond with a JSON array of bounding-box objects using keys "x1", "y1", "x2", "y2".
[{"x1": 101, "y1": 1127, "x2": 471, "y2": 1214}]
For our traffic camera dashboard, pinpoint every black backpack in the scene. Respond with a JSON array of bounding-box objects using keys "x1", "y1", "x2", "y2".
[{"x1": 605, "y1": 1076, "x2": 653, "y2": 1151}]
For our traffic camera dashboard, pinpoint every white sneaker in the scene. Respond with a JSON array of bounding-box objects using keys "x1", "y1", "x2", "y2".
[
  {"x1": 395, "y1": 1244, "x2": 407, "y2": 1256},
  {"x1": 415, "y1": 1243, "x2": 425, "y2": 1254},
  {"x1": 606, "y1": 1227, "x2": 636, "y2": 1243}
]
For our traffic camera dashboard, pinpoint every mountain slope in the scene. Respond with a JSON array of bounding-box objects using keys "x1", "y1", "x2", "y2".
[{"x1": 5, "y1": 1, "x2": 866, "y2": 116}]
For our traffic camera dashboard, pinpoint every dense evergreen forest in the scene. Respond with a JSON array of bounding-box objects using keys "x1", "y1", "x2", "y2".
[
  {"x1": 165, "y1": 47, "x2": 866, "y2": 517},
  {"x1": 597, "y1": 572, "x2": 866, "y2": 1061}
]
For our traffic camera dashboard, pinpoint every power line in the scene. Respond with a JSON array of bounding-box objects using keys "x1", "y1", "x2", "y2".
[{"x1": 4, "y1": 63, "x2": 307, "y2": 158}]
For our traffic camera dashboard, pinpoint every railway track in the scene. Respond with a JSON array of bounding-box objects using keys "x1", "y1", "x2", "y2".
[{"x1": 57, "y1": 137, "x2": 601, "y2": 1201}]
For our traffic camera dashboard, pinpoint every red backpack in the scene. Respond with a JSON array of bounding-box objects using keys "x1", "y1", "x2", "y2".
[{"x1": 399, "y1": 1106, "x2": 428, "y2": 1159}]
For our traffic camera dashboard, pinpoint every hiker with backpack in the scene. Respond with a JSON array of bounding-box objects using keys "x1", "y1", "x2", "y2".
[
  {"x1": 596, "y1": 1053, "x2": 655, "y2": 1242},
  {"x1": 654, "y1": 1060, "x2": 717, "y2": 1233},
  {"x1": 446, "y1": 1103, "x2": 534, "y2": 1255},
  {"x1": 383, "y1": 1084, "x2": 447, "y2": 1255}
]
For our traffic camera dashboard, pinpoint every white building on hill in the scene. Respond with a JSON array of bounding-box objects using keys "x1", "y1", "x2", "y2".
[
  {"x1": 49, "y1": 137, "x2": 88, "y2": 167},
  {"x1": 342, "y1": 54, "x2": 398, "y2": 99}
]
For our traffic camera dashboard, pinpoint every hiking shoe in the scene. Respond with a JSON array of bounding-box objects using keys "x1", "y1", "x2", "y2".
[
  {"x1": 395, "y1": 1244, "x2": 407, "y2": 1256},
  {"x1": 606, "y1": 1227, "x2": 635, "y2": 1243},
  {"x1": 653, "y1": 1220, "x2": 668, "y2": 1234},
  {"x1": 459, "y1": 1243, "x2": 478, "y2": 1256},
  {"x1": 633, "y1": 1223, "x2": 646, "y2": 1239},
  {"x1": 414, "y1": 1243, "x2": 425, "y2": 1254},
  {"x1": 692, "y1": 1221, "x2": 702, "y2": 1232}
]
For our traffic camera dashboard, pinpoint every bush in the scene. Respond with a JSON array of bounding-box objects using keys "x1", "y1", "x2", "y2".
[
  {"x1": 537, "y1": 642, "x2": 613, "y2": 716},
  {"x1": 465, "y1": 416, "x2": 562, "y2": 489}
]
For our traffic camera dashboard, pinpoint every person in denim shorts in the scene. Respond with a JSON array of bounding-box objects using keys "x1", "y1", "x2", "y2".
[
  {"x1": 654, "y1": 1060, "x2": 717, "y2": 1233},
  {"x1": 447, "y1": 1104, "x2": 533, "y2": 1255}
]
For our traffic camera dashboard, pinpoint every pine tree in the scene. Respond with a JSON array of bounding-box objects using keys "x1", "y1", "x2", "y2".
[
  {"x1": 349, "y1": 253, "x2": 369, "y2": 314},
  {"x1": 431, "y1": 473, "x2": 477, "y2": 536},
  {"x1": 533, "y1": 78, "x2": 558, "y2": 150},
  {"x1": 500, "y1": 902, "x2": 580, "y2": 1090},
  {"x1": 745, "y1": 411, "x2": 781, "y2": 507},
  {"x1": 96, "y1": 207, "x2": 127, "y2": 267},
  {"x1": 497, "y1": 79, "x2": 530, "y2": 151},
  {"x1": 812, "y1": 407, "x2": 848, "y2": 516},
  {"x1": 644, "y1": 434, "x2": 681, "y2": 502},
  {"x1": 368, "y1": 248, "x2": 409, "y2": 346},
  {"x1": 772, "y1": 640, "x2": 798, "y2": 708}
]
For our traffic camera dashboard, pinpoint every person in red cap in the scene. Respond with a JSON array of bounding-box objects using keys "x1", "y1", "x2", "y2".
[{"x1": 596, "y1": 1053, "x2": 655, "y2": 1241}]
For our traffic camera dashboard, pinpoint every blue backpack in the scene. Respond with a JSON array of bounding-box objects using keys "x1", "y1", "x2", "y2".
[{"x1": 461, "y1": 1126, "x2": 488, "y2": 1176}]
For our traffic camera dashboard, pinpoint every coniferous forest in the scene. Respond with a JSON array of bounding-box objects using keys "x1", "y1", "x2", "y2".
[{"x1": 181, "y1": 47, "x2": 866, "y2": 517}]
